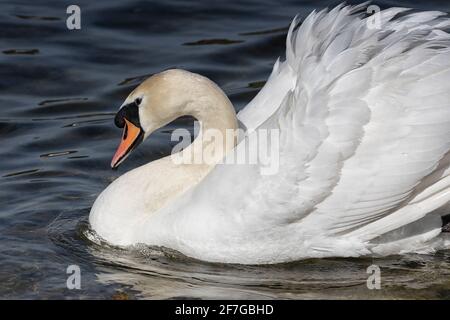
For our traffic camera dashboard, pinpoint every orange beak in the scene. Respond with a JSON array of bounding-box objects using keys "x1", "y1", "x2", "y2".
[{"x1": 111, "y1": 118, "x2": 143, "y2": 169}]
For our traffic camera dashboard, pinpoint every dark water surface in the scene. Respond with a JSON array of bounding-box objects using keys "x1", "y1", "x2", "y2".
[{"x1": 1, "y1": 0, "x2": 450, "y2": 299}]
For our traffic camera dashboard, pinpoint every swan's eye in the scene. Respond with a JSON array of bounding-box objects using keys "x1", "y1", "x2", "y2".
[{"x1": 135, "y1": 97, "x2": 142, "y2": 106}]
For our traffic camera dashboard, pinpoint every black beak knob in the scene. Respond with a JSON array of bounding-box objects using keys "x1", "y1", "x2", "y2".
[
  {"x1": 114, "y1": 101, "x2": 141, "y2": 128},
  {"x1": 114, "y1": 107, "x2": 126, "y2": 128}
]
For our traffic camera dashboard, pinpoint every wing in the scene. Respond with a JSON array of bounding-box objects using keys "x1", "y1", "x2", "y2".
[{"x1": 183, "y1": 4, "x2": 450, "y2": 241}]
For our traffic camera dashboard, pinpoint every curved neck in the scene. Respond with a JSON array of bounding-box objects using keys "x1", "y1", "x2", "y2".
[
  {"x1": 177, "y1": 85, "x2": 239, "y2": 166},
  {"x1": 139, "y1": 85, "x2": 238, "y2": 215}
]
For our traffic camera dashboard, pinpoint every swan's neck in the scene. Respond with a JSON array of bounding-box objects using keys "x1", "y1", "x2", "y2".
[
  {"x1": 134, "y1": 82, "x2": 239, "y2": 216},
  {"x1": 177, "y1": 87, "x2": 239, "y2": 166}
]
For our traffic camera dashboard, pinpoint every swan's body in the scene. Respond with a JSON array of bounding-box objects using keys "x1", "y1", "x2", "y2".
[{"x1": 90, "y1": 4, "x2": 450, "y2": 264}]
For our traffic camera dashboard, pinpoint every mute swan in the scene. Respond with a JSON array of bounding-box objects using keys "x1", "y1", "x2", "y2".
[{"x1": 90, "y1": 4, "x2": 450, "y2": 264}]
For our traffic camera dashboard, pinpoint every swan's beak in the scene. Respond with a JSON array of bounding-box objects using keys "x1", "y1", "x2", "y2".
[{"x1": 111, "y1": 118, "x2": 144, "y2": 169}]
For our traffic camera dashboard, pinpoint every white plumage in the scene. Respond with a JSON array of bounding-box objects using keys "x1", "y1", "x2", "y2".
[{"x1": 90, "y1": 4, "x2": 450, "y2": 264}]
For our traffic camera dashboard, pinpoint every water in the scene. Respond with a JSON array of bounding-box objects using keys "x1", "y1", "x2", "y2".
[{"x1": 1, "y1": 0, "x2": 450, "y2": 299}]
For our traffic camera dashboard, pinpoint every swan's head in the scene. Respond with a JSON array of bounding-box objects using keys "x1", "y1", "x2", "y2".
[{"x1": 111, "y1": 69, "x2": 205, "y2": 168}]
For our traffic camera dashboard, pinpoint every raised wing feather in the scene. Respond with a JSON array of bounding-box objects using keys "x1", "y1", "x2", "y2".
[{"x1": 183, "y1": 5, "x2": 450, "y2": 247}]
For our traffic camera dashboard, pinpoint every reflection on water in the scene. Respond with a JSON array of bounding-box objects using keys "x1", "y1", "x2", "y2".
[
  {"x1": 1, "y1": 0, "x2": 450, "y2": 299},
  {"x1": 45, "y1": 212, "x2": 450, "y2": 299}
]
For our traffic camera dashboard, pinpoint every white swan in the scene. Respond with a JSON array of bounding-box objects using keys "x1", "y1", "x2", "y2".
[{"x1": 90, "y1": 4, "x2": 450, "y2": 264}]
